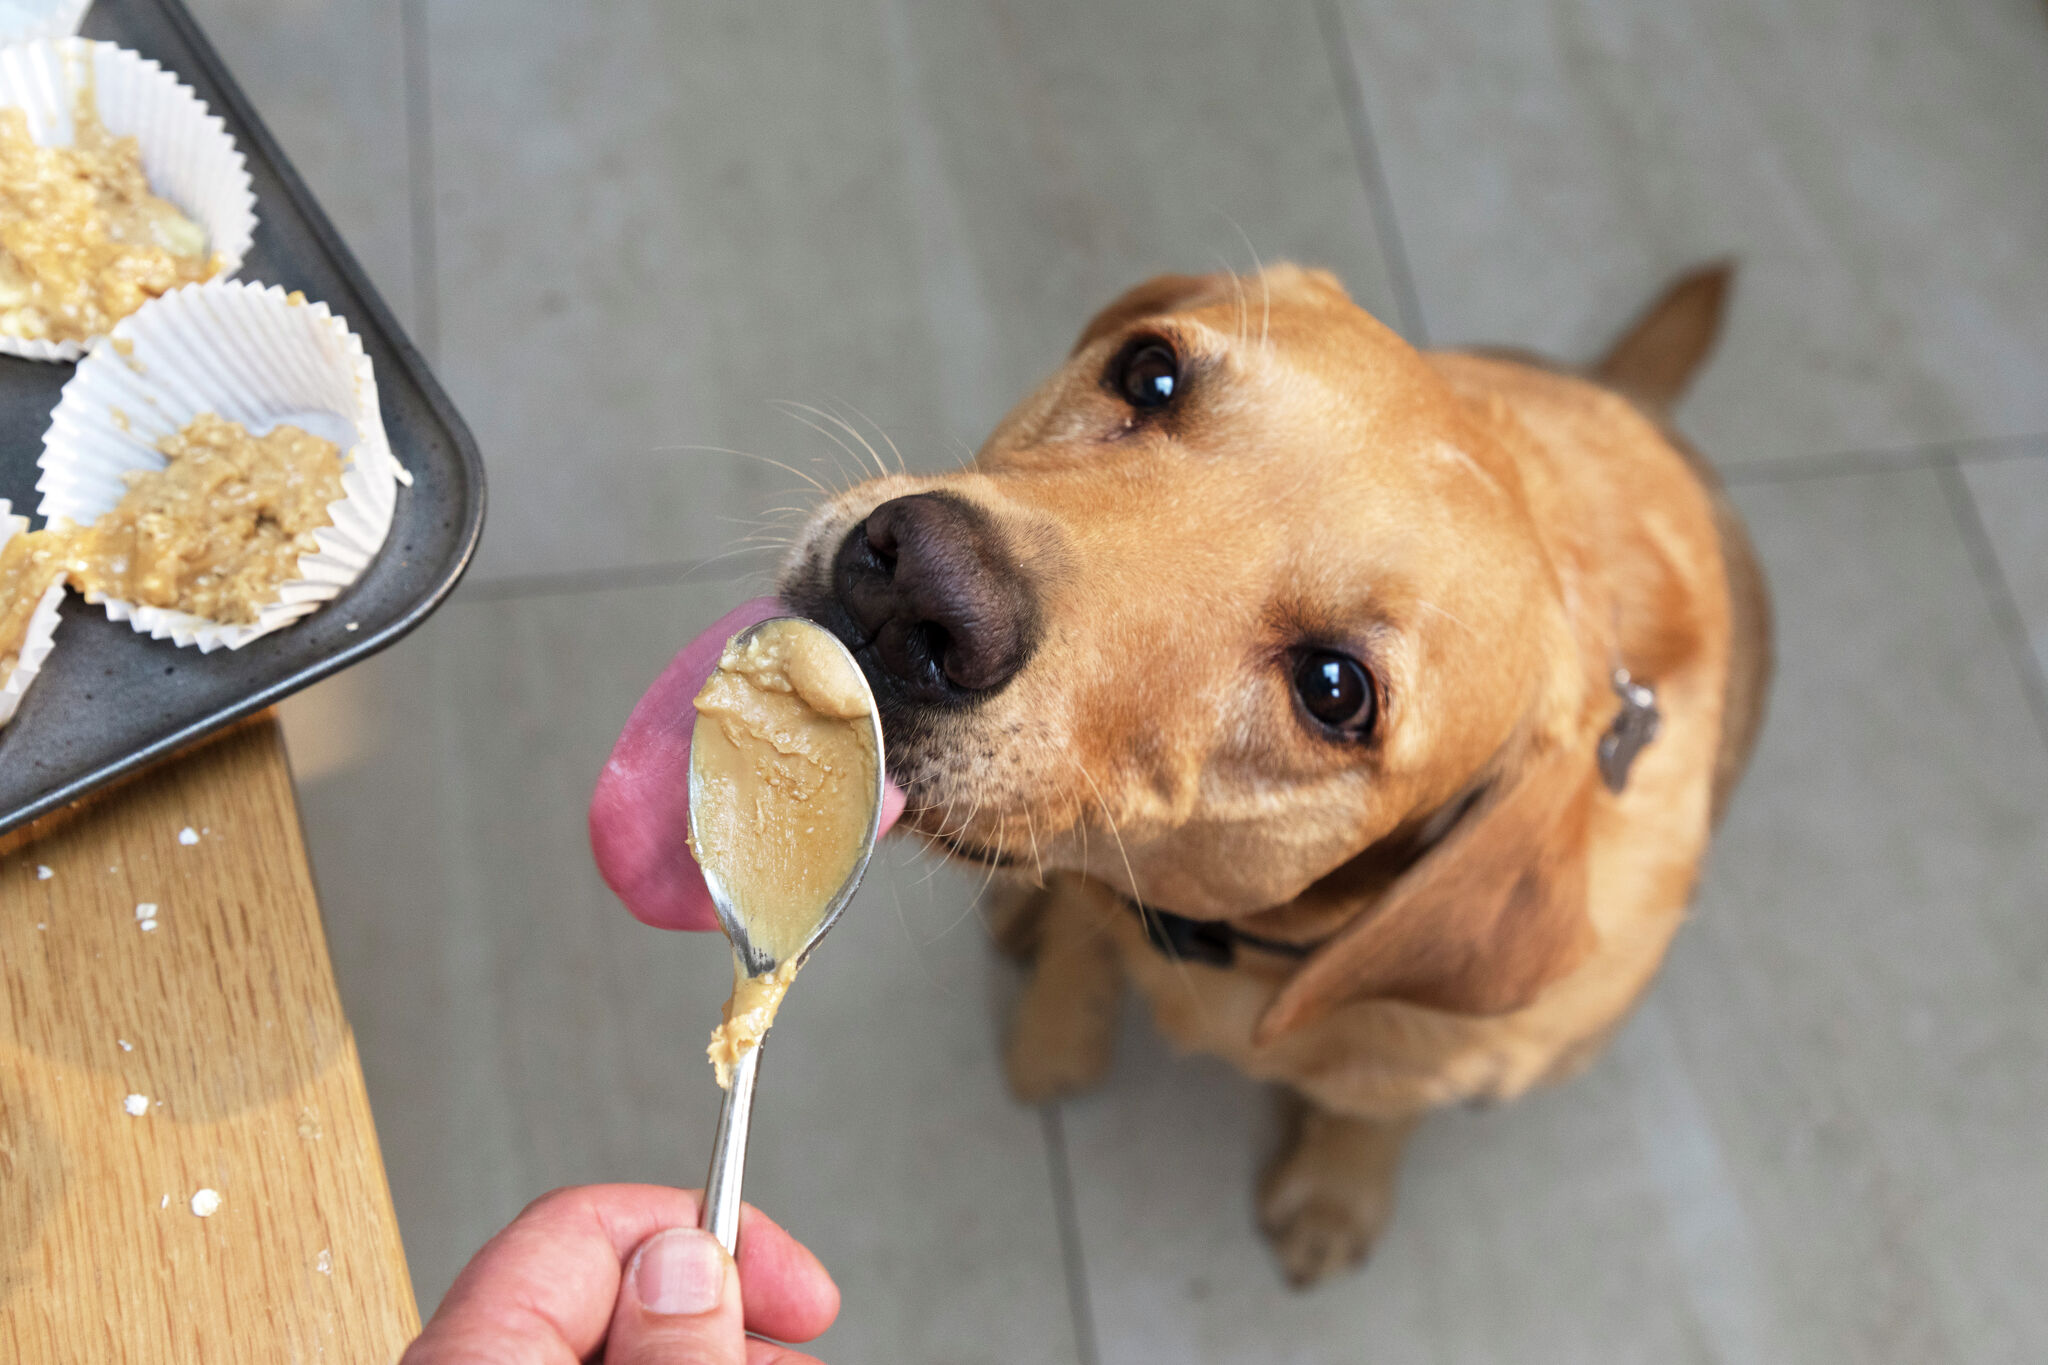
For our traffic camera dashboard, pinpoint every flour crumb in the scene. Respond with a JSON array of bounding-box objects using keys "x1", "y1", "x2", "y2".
[
  {"x1": 118, "y1": 1038, "x2": 133, "y2": 1051},
  {"x1": 178, "y1": 827, "x2": 199, "y2": 846},
  {"x1": 123, "y1": 1093, "x2": 149, "y2": 1116},
  {"x1": 314, "y1": 1249, "x2": 332, "y2": 1275},
  {"x1": 35, "y1": 922, "x2": 45, "y2": 931},
  {"x1": 139, "y1": 917, "x2": 159, "y2": 933},
  {"x1": 344, "y1": 621, "x2": 359, "y2": 632},
  {"x1": 297, "y1": 1106, "x2": 322, "y2": 1140},
  {"x1": 160, "y1": 1193, "x2": 169, "y2": 1209},
  {"x1": 135, "y1": 902, "x2": 156, "y2": 920},
  {"x1": 190, "y1": 1189, "x2": 221, "y2": 1218},
  {"x1": 36, "y1": 865, "x2": 52, "y2": 880}
]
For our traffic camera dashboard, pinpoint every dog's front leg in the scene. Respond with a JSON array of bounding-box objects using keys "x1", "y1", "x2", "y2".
[
  {"x1": 1258, "y1": 1092, "x2": 1420, "y2": 1287},
  {"x1": 1003, "y1": 872, "x2": 1126, "y2": 1103}
]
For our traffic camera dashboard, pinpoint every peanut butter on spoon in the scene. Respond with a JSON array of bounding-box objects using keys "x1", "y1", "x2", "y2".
[
  {"x1": 686, "y1": 615, "x2": 884, "y2": 1251},
  {"x1": 688, "y1": 617, "x2": 882, "y2": 1081}
]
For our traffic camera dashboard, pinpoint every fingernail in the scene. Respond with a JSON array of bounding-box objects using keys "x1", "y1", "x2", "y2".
[{"x1": 634, "y1": 1228, "x2": 727, "y2": 1316}]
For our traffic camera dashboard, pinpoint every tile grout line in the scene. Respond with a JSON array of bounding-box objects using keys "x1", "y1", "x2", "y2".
[
  {"x1": 401, "y1": 0, "x2": 441, "y2": 363},
  {"x1": 455, "y1": 549, "x2": 781, "y2": 604},
  {"x1": 1931, "y1": 454, "x2": 2048, "y2": 752},
  {"x1": 1720, "y1": 432, "x2": 2048, "y2": 489},
  {"x1": 1039, "y1": 1105, "x2": 1103, "y2": 1365},
  {"x1": 1311, "y1": 0, "x2": 1429, "y2": 346}
]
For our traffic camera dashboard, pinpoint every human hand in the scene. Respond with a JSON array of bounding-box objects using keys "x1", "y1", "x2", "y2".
[{"x1": 400, "y1": 1184, "x2": 839, "y2": 1364}]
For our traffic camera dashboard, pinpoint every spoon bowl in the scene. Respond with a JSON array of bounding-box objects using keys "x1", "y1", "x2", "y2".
[{"x1": 688, "y1": 617, "x2": 886, "y2": 976}]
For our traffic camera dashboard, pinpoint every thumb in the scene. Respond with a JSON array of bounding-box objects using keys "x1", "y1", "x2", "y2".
[{"x1": 606, "y1": 1227, "x2": 745, "y2": 1364}]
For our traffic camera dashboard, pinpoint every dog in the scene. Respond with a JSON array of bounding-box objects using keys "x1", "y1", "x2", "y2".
[{"x1": 776, "y1": 262, "x2": 1771, "y2": 1285}]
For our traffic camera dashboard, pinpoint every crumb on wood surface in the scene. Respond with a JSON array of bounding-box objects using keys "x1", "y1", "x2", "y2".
[
  {"x1": 190, "y1": 1189, "x2": 221, "y2": 1218},
  {"x1": 36, "y1": 865, "x2": 52, "y2": 879},
  {"x1": 123, "y1": 1094, "x2": 148, "y2": 1116},
  {"x1": 177, "y1": 827, "x2": 199, "y2": 845}
]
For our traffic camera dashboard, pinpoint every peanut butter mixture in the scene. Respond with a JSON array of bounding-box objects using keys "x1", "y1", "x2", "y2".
[
  {"x1": 63, "y1": 413, "x2": 344, "y2": 623},
  {"x1": 690, "y1": 619, "x2": 877, "y2": 1086},
  {"x1": 0, "y1": 89, "x2": 218, "y2": 344},
  {"x1": 705, "y1": 960, "x2": 799, "y2": 1090},
  {"x1": 0, "y1": 527, "x2": 65, "y2": 678}
]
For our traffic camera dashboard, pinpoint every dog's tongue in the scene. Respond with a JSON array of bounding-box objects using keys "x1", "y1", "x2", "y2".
[{"x1": 590, "y1": 596, "x2": 906, "y2": 930}]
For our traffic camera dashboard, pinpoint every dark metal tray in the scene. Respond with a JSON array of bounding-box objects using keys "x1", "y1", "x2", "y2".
[{"x1": 0, "y1": 0, "x2": 484, "y2": 836}]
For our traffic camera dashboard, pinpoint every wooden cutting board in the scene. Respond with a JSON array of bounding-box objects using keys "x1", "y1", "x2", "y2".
[{"x1": 0, "y1": 715, "x2": 418, "y2": 1362}]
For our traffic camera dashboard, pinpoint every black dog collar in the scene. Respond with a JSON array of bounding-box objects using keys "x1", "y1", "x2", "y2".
[{"x1": 1127, "y1": 897, "x2": 1320, "y2": 968}]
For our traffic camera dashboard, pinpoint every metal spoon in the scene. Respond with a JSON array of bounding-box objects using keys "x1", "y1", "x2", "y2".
[{"x1": 687, "y1": 616, "x2": 885, "y2": 1253}]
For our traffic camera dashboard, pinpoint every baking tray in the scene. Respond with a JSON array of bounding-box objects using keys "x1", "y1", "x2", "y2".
[{"x1": 0, "y1": 0, "x2": 485, "y2": 836}]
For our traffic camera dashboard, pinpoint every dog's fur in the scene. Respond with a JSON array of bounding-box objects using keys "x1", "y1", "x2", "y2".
[{"x1": 779, "y1": 263, "x2": 1770, "y2": 1284}]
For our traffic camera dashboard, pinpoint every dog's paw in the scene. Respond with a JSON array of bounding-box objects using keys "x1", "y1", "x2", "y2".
[
  {"x1": 1004, "y1": 986, "x2": 1116, "y2": 1103},
  {"x1": 1256, "y1": 1108, "x2": 1414, "y2": 1288},
  {"x1": 1259, "y1": 1194, "x2": 1382, "y2": 1288}
]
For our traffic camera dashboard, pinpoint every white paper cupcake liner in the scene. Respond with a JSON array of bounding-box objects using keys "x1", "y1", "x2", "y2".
[
  {"x1": 0, "y1": 0, "x2": 91, "y2": 44},
  {"x1": 0, "y1": 37, "x2": 258, "y2": 361},
  {"x1": 35, "y1": 279, "x2": 406, "y2": 652},
  {"x1": 0, "y1": 497, "x2": 65, "y2": 727}
]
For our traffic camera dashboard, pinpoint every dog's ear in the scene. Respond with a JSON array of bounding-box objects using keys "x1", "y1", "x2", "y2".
[
  {"x1": 1070, "y1": 274, "x2": 1222, "y2": 354},
  {"x1": 1255, "y1": 721, "x2": 1601, "y2": 1041},
  {"x1": 1594, "y1": 261, "x2": 1735, "y2": 412}
]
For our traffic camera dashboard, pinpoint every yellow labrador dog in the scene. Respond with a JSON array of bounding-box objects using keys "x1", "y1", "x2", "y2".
[{"x1": 775, "y1": 264, "x2": 1771, "y2": 1284}]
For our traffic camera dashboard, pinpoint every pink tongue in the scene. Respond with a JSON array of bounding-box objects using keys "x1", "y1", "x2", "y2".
[{"x1": 590, "y1": 596, "x2": 907, "y2": 931}]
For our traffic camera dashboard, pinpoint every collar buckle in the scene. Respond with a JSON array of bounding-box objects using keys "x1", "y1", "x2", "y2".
[{"x1": 1598, "y1": 669, "x2": 1661, "y2": 793}]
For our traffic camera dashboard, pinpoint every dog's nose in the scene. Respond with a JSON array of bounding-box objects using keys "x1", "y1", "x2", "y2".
[{"x1": 832, "y1": 492, "x2": 1034, "y2": 703}]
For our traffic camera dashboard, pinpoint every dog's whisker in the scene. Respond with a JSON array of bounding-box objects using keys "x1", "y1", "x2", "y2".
[
  {"x1": 812, "y1": 399, "x2": 900, "y2": 483},
  {"x1": 1221, "y1": 215, "x2": 1272, "y2": 351},
  {"x1": 762, "y1": 411, "x2": 869, "y2": 494},
  {"x1": 966, "y1": 803, "x2": 1010, "y2": 910},
  {"x1": 1070, "y1": 756, "x2": 1211, "y2": 1012},
  {"x1": 1068, "y1": 759, "x2": 1142, "y2": 911},
  {"x1": 829, "y1": 395, "x2": 912, "y2": 477},
  {"x1": 1218, "y1": 257, "x2": 1250, "y2": 351},
  {"x1": 1417, "y1": 600, "x2": 1476, "y2": 635},
  {"x1": 1023, "y1": 805, "x2": 1045, "y2": 889},
  {"x1": 649, "y1": 442, "x2": 830, "y2": 495},
  {"x1": 778, "y1": 400, "x2": 892, "y2": 482}
]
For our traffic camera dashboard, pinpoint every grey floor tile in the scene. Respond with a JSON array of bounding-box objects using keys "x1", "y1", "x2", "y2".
[
  {"x1": 1061, "y1": 465, "x2": 2048, "y2": 1363},
  {"x1": 1961, "y1": 450, "x2": 2048, "y2": 699},
  {"x1": 279, "y1": 577, "x2": 1076, "y2": 1363},
  {"x1": 1330, "y1": 0, "x2": 2048, "y2": 467},
  {"x1": 179, "y1": 0, "x2": 418, "y2": 337},
  {"x1": 425, "y1": 0, "x2": 1396, "y2": 584}
]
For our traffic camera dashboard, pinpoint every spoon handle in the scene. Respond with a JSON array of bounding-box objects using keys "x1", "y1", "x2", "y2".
[{"x1": 699, "y1": 1044, "x2": 761, "y2": 1253}]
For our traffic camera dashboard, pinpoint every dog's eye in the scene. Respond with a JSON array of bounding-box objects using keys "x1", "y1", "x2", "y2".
[
  {"x1": 1293, "y1": 651, "x2": 1377, "y2": 737},
  {"x1": 1111, "y1": 338, "x2": 1180, "y2": 409}
]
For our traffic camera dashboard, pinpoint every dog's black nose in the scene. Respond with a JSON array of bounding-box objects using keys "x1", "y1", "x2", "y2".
[{"x1": 832, "y1": 493, "x2": 1035, "y2": 704}]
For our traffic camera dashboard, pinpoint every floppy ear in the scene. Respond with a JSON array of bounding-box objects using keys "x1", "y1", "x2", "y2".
[
  {"x1": 1070, "y1": 273, "x2": 1222, "y2": 354},
  {"x1": 1255, "y1": 725, "x2": 1601, "y2": 1042}
]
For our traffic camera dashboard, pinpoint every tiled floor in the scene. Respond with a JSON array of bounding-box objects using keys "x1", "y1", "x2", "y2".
[{"x1": 183, "y1": 1, "x2": 2048, "y2": 1360}]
